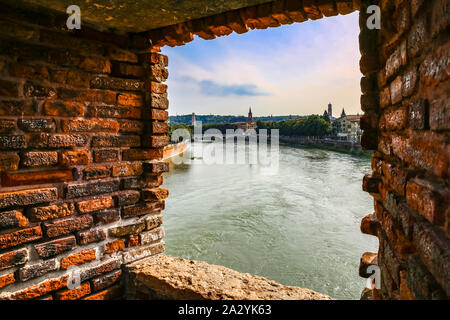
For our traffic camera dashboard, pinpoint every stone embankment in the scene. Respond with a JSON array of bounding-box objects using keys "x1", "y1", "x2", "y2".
[{"x1": 125, "y1": 255, "x2": 331, "y2": 300}]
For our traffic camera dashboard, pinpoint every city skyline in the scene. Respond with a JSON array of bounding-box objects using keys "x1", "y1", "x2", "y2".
[{"x1": 162, "y1": 12, "x2": 362, "y2": 117}]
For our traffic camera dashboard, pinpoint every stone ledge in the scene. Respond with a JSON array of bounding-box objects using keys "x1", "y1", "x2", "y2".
[{"x1": 125, "y1": 255, "x2": 331, "y2": 300}]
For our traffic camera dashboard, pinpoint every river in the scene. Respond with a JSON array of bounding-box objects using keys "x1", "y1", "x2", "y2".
[{"x1": 162, "y1": 142, "x2": 378, "y2": 300}]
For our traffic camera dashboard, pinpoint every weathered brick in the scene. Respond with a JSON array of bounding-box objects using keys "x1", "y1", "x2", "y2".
[
  {"x1": 9, "y1": 63, "x2": 49, "y2": 81},
  {"x1": 44, "y1": 215, "x2": 93, "y2": 238},
  {"x1": 65, "y1": 180, "x2": 119, "y2": 199},
  {"x1": 142, "y1": 134, "x2": 169, "y2": 148},
  {"x1": 55, "y1": 281, "x2": 91, "y2": 300},
  {"x1": 0, "y1": 135, "x2": 26, "y2": 150},
  {"x1": 386, "y1": 42, "x2": 407, "y2": 79},
  {"x1": 29, "y1": 203, "x2": 75, "y2": 222},
  {"x1": 87, "y1": 105, "x2": 141, "y2": 120},
  {"x1": 111, "y1": 162, "x2": 143, "y2": 177},
  {"x1": 150, "y1": 65, "x2": 169, "y2": 82},
  {"x1": 0, "y1": 210, "x2": 29, "y2": 229},
  {"x1": 0, "y1": 119, "x2": 16, "y2": 133},
  {"x1": 407, "y1": 16, "x2": 427, "y2": 58},
  {"x1": 1, "y1": 275, "x2": 69, "y2": 300},
  {"x1": 23, "y1": 81, "x2": 56, "y2": 99},
  {"x1": 109, "y1": 222, "x2": 145, "y2": 238},
  {"x1": 148, "y1": 81, "x2": 167, "y2": 94},
  {"x1": 0, "y1": 79, "x2": 20, "y2": 97},
  {"x1": 0, "y1": 100, "x2": 36, "y2": 116},
  {"x1": 145, "y1": 214, "x2": 163, "y2": 231},
  {"x1": 142, "y1": 188, "x2": 169, "y2": 201},
  {"x1": 1, "y1": 169, "x2": 73, "y2": 187},
  {"x1": 79, "y1": 259, "x2": 121, "y2": 282},
  {"x1": 122, "y1": 149, "x2": 163, "y2": 161},
  {"x1": 420, "y1": 45, "x2": 449, "y2": 85},
  {"x1": 116, "y1": 191, "x2": 140, "y2": 206},
  {"x1": 79, "y1": 56, "x2": 111, "y2": 73},
  {"x1": 48, "y1": 134, "x2": 89, "y2": 148},
  {"x1": 43, "y1": 101, "x2": 84, "y2": 117},
  {"x1": 18, "y1": 259, "x2": 58, "y2": 282},
  {"x1": 26, "y1": 133, "x2": 49, "y2": 149},
  {"x1": 117, "y1": 93, "x2": 144, "y2": 107},
  {"x1": 0, "y1": 187, "x2": 57, "y2": 209},
  {"x1": 91, "y1": 269, "x2": 122, "y2": 292},
  {"x1": 59, "y1": 150, "x2": 90, "y2": 167},
  {"x1": 61, "y1": 120, "x2": 119, "y2": 133},
  {"x1": 0, "y1": 248, "x2": 28, "y2": 271},
  {"x1": 21, "y1": 151, "x2": 58, "y2": 168},
  {"x1": 122, "y1": 242, "x2": 164, "y2": 264},
  {"x1": 0, "y1": 273, "x2": 15, "y2": 289},
  {"x1": 34, "y1": 236, "x2": 77, "y2": 259},
  {"x1": 91, "y1": 135, "x2": 140, "y2": 148},
  {"x1": 113, "y1": 63, "x2": 145, "y2": 78},
  {"x1": 58, "y1": 88, "x2": 116, "y2": 105},
  {"x1": 118, "y1": 120, "x2": 143, "y2": 134},
  {"x1": 93, "y1": 149, "x2": 120, "y2": 163},
  {"x1": 107, "y1": 47, "x2": 138, "y2": 63},
  {"x1": 390, "y1": 76, "x2": 403, "y2": 105},
  {"x1": 140, "y1": 227, "x2": 165, "y2": 245},
  {"x1": 149, "y1": 92, "x2": 169, "y2": 110},
  {"x1": 406, "y1": 179, "x2": 448, "y2": 226},
  {"x1": 83, "y1": 166, "x2": 110, "y2": 180},
  {"x1": 18, "y1": 119, "x2": 55, "y2": 133},
  {"x1": 147, "y1": 121, "x2": 169, "y2": 134},
  {"x1": 60, "y1": 249, "x2": 96, "y2": 270},
  {"x1": 142, "y1": 174, "x2": 164, "y2": 188},
  {"x1": 359, "y1": 252, "x2": 378, "y2": 278},
  {"x1": 104, "y1": 239, "x2": 125, "y2": 254},
  {"x1": 409, "y1": 99, "x2": 429, "y2": 130},
  {"x1": 90, "y1": 76, "x2": 144, "y2": 91},
  {"x1": 77, "y1": 229, "x2": 106, "y2": 245},
  {"x1": 0, "y1": 153, "x2": 20, "y2": 172},
  {"x1": 93, "y1": 209, "x2": 120, "y2": 225},
  {"x1": 380, "y1": 107, "x2": 408, "y2": 131},
  {"x1": 429, "y1": 96, "x2": 450, "y2": 131},
  {"x1": 149, "y1": 109, "x2": 168, "y2": 121},
  {"x1": 77, "y1": 196, "x2": 113, "y2": 213},
  {"x1": 0, "y1": 225, "x2": 43, "y2": 250},
  {"x1": 142, "y1": 161, "x2": 169, "y2": 174},
  {"x1": 122, "y1": 201, "x2": 164, "y2": 218},
  {"x1": 127, "y1": 235, "x2": 140, "y2": 247}
]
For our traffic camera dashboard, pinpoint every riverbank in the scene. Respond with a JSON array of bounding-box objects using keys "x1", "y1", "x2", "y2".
[
  {"x1": 163, "y1": 140, "x2": 189, "y2": 160},
  {"x1": 279, "y1": 136, "x2": 372, "y2": 158}
]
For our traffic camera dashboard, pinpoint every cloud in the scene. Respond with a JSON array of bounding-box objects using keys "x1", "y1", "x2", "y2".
[{"x1": 198, "y1": 80, "x2": 270, "y2": 97}]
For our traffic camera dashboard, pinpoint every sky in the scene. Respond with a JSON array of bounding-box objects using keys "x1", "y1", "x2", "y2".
[{"x1": 162, "y1": 12, "x2": 362, "y2": 117}]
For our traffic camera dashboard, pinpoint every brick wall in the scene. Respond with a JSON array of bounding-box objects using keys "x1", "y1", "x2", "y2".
[
  {"x1": 359, "y1": 0, "x2": 449, "y2": 299},
  {"x1": 0, "y1": 5, "x2": 169, "y2": 299}
]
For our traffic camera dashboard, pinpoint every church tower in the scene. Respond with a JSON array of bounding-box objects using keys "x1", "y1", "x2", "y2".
[
  {"x1": 248, "y1": 107, "x2": 253, "y2": 123},
  {"x1": 328, "y1": 103, "x2": 333, "y2": 120},
  {"x1": 341, "y1": 108, "x2": 346, "y2": 118}
]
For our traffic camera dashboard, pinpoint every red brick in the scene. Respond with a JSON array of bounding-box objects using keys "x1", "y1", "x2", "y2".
[
  {"x1": 44, "y1": 215, "x2": 93, "y2": 238},
  {"x1": 107, "y1": 47, "x2": 138, "y2": 63},
  {"x1": 4, "y1": 275, "x2": 69, "y2": 300},
  {"x1": 57, "y1": 88, "x2": 116, "y2": 105},
  {"x1": 140, "y1": 227, "x2": 164, "y2": 245},
  {"x1": 143, "y1": 135, "x2": 169, "y2": 148},
  {"x1": 142, "y1": 174, "x2": 164, "y2": 188},
  {"x1": 93, "y1": 149, "x2": 119, "y2": 163},
  {"x1": 90, "y1": 76, "x2": 144, "y2": 91},
  {"x1": 23, "y1": 81, "x2": 56, "y2": 99},
  {"x1": 79, "y1": 56, "x2": 111, "y2": 73},
  {"x1": 111, "y1": 162, "x2": 143, "y2": 177},
  {"x1": 0, "y1": 119, "x2": 16, "y2": 134},
  {"x1": 113, "y1": 63, "x2": 145, "y2": 78},
  {"x1": 60, "y1": 249, "x2": 97, "y2": 270},
  {"x1": 0, "y1": 225, "x2": 43, "y2": 250},
  {"x1": 0, "y1": 79, "x2": 20, "y2": 97},
  {"x1": 104, "y1": 239, "x2": 125, "y2": 254},
  {"x1": 117, "y1": 93, "x2": 144, "y2": 107},
  {"x1": 118, "y1": 120, "x2": 143, "y2": 134},
  {"x1": 59, "y1": 150, "x2": 90, "y2": 167},
  {"x1": 43, "y1": 101, "x2": 84, "y2": 117},
  {"x1": 390, "y1": 76, "x2": 403, "y2": 105},
  {"x1": 142, "y1": 161, "x2": 169, "y2": 174},
  {"x1": 82, "y1": 284, "x2": 122, "y2": 300},
  {"x1": 91, "y1": 135, "x2": 140, "y2": 148},
  {"x1": 109, "y1": 223, "x2": 145, "y2": 237},
  {"x1": 79, "y1": 259, "x2": 122, "y2": 282},
  {"x1": 406, "y1": 179, "x2": 448, "y2": 226},
  {"x1": 34, "y1": 236, "x2": 76, "y2": 259},
  {"x1": 127, "y1": 235, "x2": 140, "y2": 247},
  {"x1": 55, "y1": 281, "x2": 91, "y2": 300},
  {"x1": 360, "y1": 213, "x2": 379, "y2": 236},
  {"x1": 148, "y1": 81, "x2": 167, "y2": 94},
  {"x1": 0, "y1": 248, "x2": 28, "y2": 271},
  {"x1": 93, "y1": 209, "x2": 120, "y2": 225},
  {"x1": 48, "y1": 134, "x2": 89, "y2": 148},
  {"x1": 21, "y1": 151, "x2": 58, "y2": 168},
  {"x1": 29, "y1": 203, "x2": 76, "y2": 222},
  {"x1": 87, "y1": 105, "x2": 141, "y2": 120},
  {"x1": 409, "y1": 99, "x2": 429, "y2": 130},
  {"x1": 150, "y1": 65, "x2": 169, "y2": 82},
  {"x1": 122, "y1": 201, "x2": 164, "y2": 218},
  {"x1": 1, "y1": 169, "x2": 73, "y2": 187},
  {"x1": 429, "y1": 95, "x2": 450, "y2": 131},
  {"x1": 18, "y1": 119, "x2": 55, "y2": 133},
  {"x1": 0, "y1": 187, "x2": 58, "y2": 209},
  {"x1": 0, "y1": 210, "x2": 29, "y2": 229},
  {"x1": 149, "y1": 93, "x2": 169, "y2": 110},
  {"x1": 61, "y1": 120, "x2": 119, "y2": 133},
  {"x1": 142, "y1": 188, "x2": 169, "y2": 201},
  {"x1": 83, "y1": 166, "x2": 110, "y2": 180},
  {"x1": 0, "y1": 273, "x2": 15, "y2": 289},
  {"x1": 65, "y1": 180, "x2": 120, "y2": 199},
  {"x1": 122, "y1": 149, "x2": 163, "y2": 161},
  {"x1": 0, "y1": 153, "x2": 20, "y2": 172},
  {"x1": 9, "y1": 63, "x2": 49, "y2": 80},
  {"x1": 380, "y1": 107, "x2": 408, "y2": 131},
  {"x1": 77, "y1": 229, "x2": 106, "y2": 245},
  {"x1": 148, "y1": 121, "x2": 169, "y2": 134},
  {"x1": 77, "y1": 196, "x2": 113, "y2": 213},
  {"x1": 149, "y1": 109, "x2": 168, "y2": 121}
]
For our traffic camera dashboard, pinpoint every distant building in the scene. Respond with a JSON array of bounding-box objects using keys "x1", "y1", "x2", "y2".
[
  {"x1": 333, "y1": 108, "x2": 362, "y2": 143},
  {"x1": 191, "y1": 112, "x2": 196, "y2": 126},
  {"x1": 236, "y1": 107, "x2": 257, "y2": 131},
  {"x1": 328, "y1": 103, "x2": 333, "y2": 120}
]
